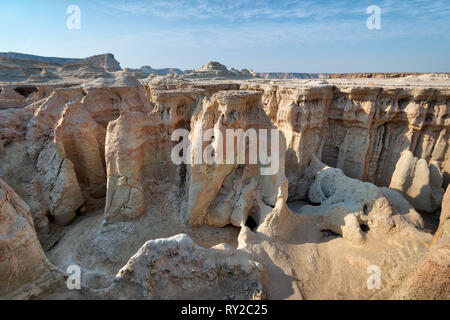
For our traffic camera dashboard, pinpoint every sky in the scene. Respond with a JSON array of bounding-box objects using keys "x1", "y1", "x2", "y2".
[{"x1": 0, "y1": 0, "x2": 449, "y2": 72}]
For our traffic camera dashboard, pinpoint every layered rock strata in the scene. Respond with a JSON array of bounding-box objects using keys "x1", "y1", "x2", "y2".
[
  {"x1": 106, "y1": 234, "x2": 263, "y2": 300},
  {"x1": 0, "y1": 75, "x2": 448, "y2": 300},
  {"x1": 0, "y1": 179, "x2": 59, "y2": 299}
]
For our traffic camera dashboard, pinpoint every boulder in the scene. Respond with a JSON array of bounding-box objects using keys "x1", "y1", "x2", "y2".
[
  {"x1": 431, "y1": 186, "x2": 450, "y2": 246},
  {"x1": 0, "y1": 179, "x2": 54, "y2": 298},
  {"x1": 389, "y1": 150, "x2": 444, "y2": 213},
  {"x1": 299, "y1": 157, "x2": 424, "y2": 243},
  {"x1": 107, "y1": 234, "x2": 264, "y2": 300}
]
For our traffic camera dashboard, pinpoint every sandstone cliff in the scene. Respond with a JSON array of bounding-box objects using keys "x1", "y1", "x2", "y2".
[
  {"x1": 0, "y1": 179, "x2": 60, "y2": 299},
  {"x1": 0, "y1": 72, "x2": 448, "y2": 300}
]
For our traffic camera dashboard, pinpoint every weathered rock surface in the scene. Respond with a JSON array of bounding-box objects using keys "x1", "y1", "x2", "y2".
[
  {"x1": 389, "y1": 150, "x2": 444, "y2": 213},
  {"x1": 106, "y1": 234, "x2": 263, "y2": 300},
  {"x1": 329, "y1": 73, "x2": 449, "y2": 79},
  {"x1": 184, "y1": 61, "x2": 255, "y2": 79},
  {"x1": 0, "y1": 67, "x2": 449, "y2": 300},
  {"x1": 103, "y1": 86, "x2": 205, "y2": 222},
  {"x1": 0, "y1": 52, "x2": 121, "y2": 71},
  {"x1": 0, "y1": 179, "x2": 58, "y2": 298},
  {"x1": 186, "y1": 90, "x2": 283, "y2": 227},
  {"x1": 139, "y1": 65, "x2": 183, "y2": 75},
  {"x1": 432, "y1": 186, "x2": 450, "y2": 245},
  {"x1": 298, "y1": 157, "x2": 424, "y2": 243},
  {"x1": 240, "y1": 83, "x2": 450, "y2": 206},
  {"x1": 388, "y1": 234, "x2": 449, "y2": 300},
  {"x1": 0, "y1": 53, "x2": 121, "y2": 84}
]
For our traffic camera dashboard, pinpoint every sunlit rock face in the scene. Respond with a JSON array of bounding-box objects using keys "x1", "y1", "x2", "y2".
[
  {"x1": 0, "y1": 69, "x2": 449, "y2": 300},
  {"x1": 185, "y1": 90, "x2": 283, "y2": 227},
  {"x1": 242, "y1": 83, "x2": 450, "y2": 206},
  {"x1": 106, "y1": 234, "x2": 264, "y2": 300},
  {"x1": 0, "y1": 179, "x2": 58, "y2": 299}
]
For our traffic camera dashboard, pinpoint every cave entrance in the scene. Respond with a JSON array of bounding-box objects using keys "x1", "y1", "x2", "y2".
[
  {"x1": 321, "y1": 229, "x2": 341, "y2": 238},
  {"x1": 360, "y1": 224, "x2": 370, "y2": 233},
  {"x1": 245, "y1": 215, "x2": 258, "y2": 231},
  {"x1": 14, "y1": 86, "x2": 38, "y2": 98}
]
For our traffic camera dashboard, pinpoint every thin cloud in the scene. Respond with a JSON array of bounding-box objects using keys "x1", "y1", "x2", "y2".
[
  {"x1": 95, "y1": 0, "x2": 450, "y2": 47},
  {"x1": 100, "y1": 0, "x2": 450, "y2": 22},
  {"x1": 100, "y1": 0, "x2": 357, "y2": 21}
]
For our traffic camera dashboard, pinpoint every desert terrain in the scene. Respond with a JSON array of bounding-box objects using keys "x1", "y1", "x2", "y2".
[{"x1": 0, "y1": 54, "x2": 449, "y2": 300}]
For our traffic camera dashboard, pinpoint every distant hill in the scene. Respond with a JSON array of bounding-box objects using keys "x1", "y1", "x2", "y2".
[
  {"x1": 0, "y1": 52, "x2": 122, "y2": 72},
  {"x1": 256, "y1": 73, "x2": 329, "y2": 79},
  {"x1": 183, "y1": 61, "x2": 255, "y2": 79},
  {"x1": 140, "y1": 66, "x2": 184, "y2": 75},
  {"x1": 0, "y1": 52, "x2": 82, "y2": 65}
]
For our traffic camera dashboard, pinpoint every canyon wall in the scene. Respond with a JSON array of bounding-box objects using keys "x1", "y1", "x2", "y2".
[
  {"x1": 242, "y1": 83, "x2": 449, "y2": 213},
  {"x1": 1, "y1": 80, "x2": 448, "y2": 232},
  {"x1": 0, "y1": 76, "x2": 448, "y2": 299}
]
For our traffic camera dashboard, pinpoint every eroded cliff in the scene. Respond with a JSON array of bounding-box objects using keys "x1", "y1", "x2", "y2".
[{"x1": 0, "y1": 74, "x2": 449, "y2": 299}]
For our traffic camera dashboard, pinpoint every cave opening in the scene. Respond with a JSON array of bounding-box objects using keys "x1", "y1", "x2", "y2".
[
  {"x1": 47, "y1": 211, "x2": 55, "y2": 223},
  {"x1": 363, "y1": 204, "x2": 369, "y2": 215},
  {"x1": 14, "y1": 86, "x2": 38, "y2": 98},
  {"x1": 245, "y1": 215, "x2": 258, "y2": 231},
  {"x1": 360, "y1": 224, "x2": 370, "y2": 233},
  {"x1": 321, "y1": 229, "x2": 341, "y2": 238}
]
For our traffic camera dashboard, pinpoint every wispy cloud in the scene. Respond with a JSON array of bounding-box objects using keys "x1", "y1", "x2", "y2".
[
  {"x1": 100, "y1": 0, "x2": 450, "y2": 48},
  {"x1": 2, "y1": 0, "x2": 448, "y2": 71},
  {"x1": 380, "y1": 0, "x2": 450, "y2": 17},
  {"x1": 100, "y1": 0, "x2": 359, "y2": 21},
  {"x1": 100, "y1": 0, "x2": 450, "y2": 23}
]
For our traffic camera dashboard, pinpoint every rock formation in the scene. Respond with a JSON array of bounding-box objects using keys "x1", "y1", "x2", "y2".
[
  {"x1": 106, "y1": 234, "x2": 263, "y2": 300},
  {"x1": 298, "y1": 157, "x2": 423, "y2": 243},
  {"x1": 140, "y1": 65, "x2": 184, "y2": 75},
  {"x1": 0, "y1": 53, "x2": 121, "y2": 84},
  {"x1": 0, "y1": 57, "x2": 449, "y2": 300},
  {"x1": 389, "y1": 188, "x2": 449, "y2": 299},
  {"x1": 238, "y1": 83, "x2": 450, "y2": 206},
  {"x1": 0, "y1": 179, "x2": 59, "y2": 299},
  {"x1": 184, "y1": 61, "x2": 256, "y2": 79},
  {"x1": 0, "y1": 52, "x2": 121, "y2": 71},
  {"x1": 432, "y1": 186, "x2": 450, "y2": 246},
  {"x1": 390, "y1": 150, "x2": 444, "y2": 213}
]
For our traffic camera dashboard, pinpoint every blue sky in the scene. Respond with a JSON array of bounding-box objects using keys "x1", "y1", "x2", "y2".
[{"x1": 0, "y1": 0, "x2": 449, "y2": 72}]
